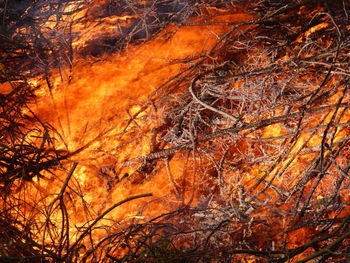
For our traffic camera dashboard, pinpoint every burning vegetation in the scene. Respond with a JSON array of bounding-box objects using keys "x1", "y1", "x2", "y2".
[{"x1": 1, "y1": 0, "x2": 350, "y2": 262}]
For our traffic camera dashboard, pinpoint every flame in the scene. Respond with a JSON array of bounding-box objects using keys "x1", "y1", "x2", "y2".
[
  {"x1": 12, "y1": 5, "x2": 255, "y2": 255},
  {"x1": 2, "y1": 1, "x2": 350, "y2": 262}
]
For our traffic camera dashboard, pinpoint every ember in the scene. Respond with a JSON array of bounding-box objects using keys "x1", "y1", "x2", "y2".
[{"x1": 1, "y1": 0, "x2": 350, "y2": 262}]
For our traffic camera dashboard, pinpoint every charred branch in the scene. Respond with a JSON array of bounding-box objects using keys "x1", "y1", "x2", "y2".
[{"x1": 1, "y1": 0, "x2": 350, "y2": 262}]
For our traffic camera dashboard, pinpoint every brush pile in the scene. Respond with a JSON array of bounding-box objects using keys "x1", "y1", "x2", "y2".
[{"x1": 1, "y1": 0, "x2": 350, "y2": 262}]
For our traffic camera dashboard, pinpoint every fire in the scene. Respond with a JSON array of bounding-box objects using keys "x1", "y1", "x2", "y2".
[
  {"x1": 1, "y1": 1, "x2": 350, "y2": 262},
  {"x1": 9, "y1": 0, "x2": 254, "y2": 256}
]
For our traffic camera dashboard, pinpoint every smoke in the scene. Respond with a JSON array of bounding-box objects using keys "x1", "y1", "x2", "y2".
[{"x1": 80, "y1": 0, "x2": 193, "y2": 57}]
